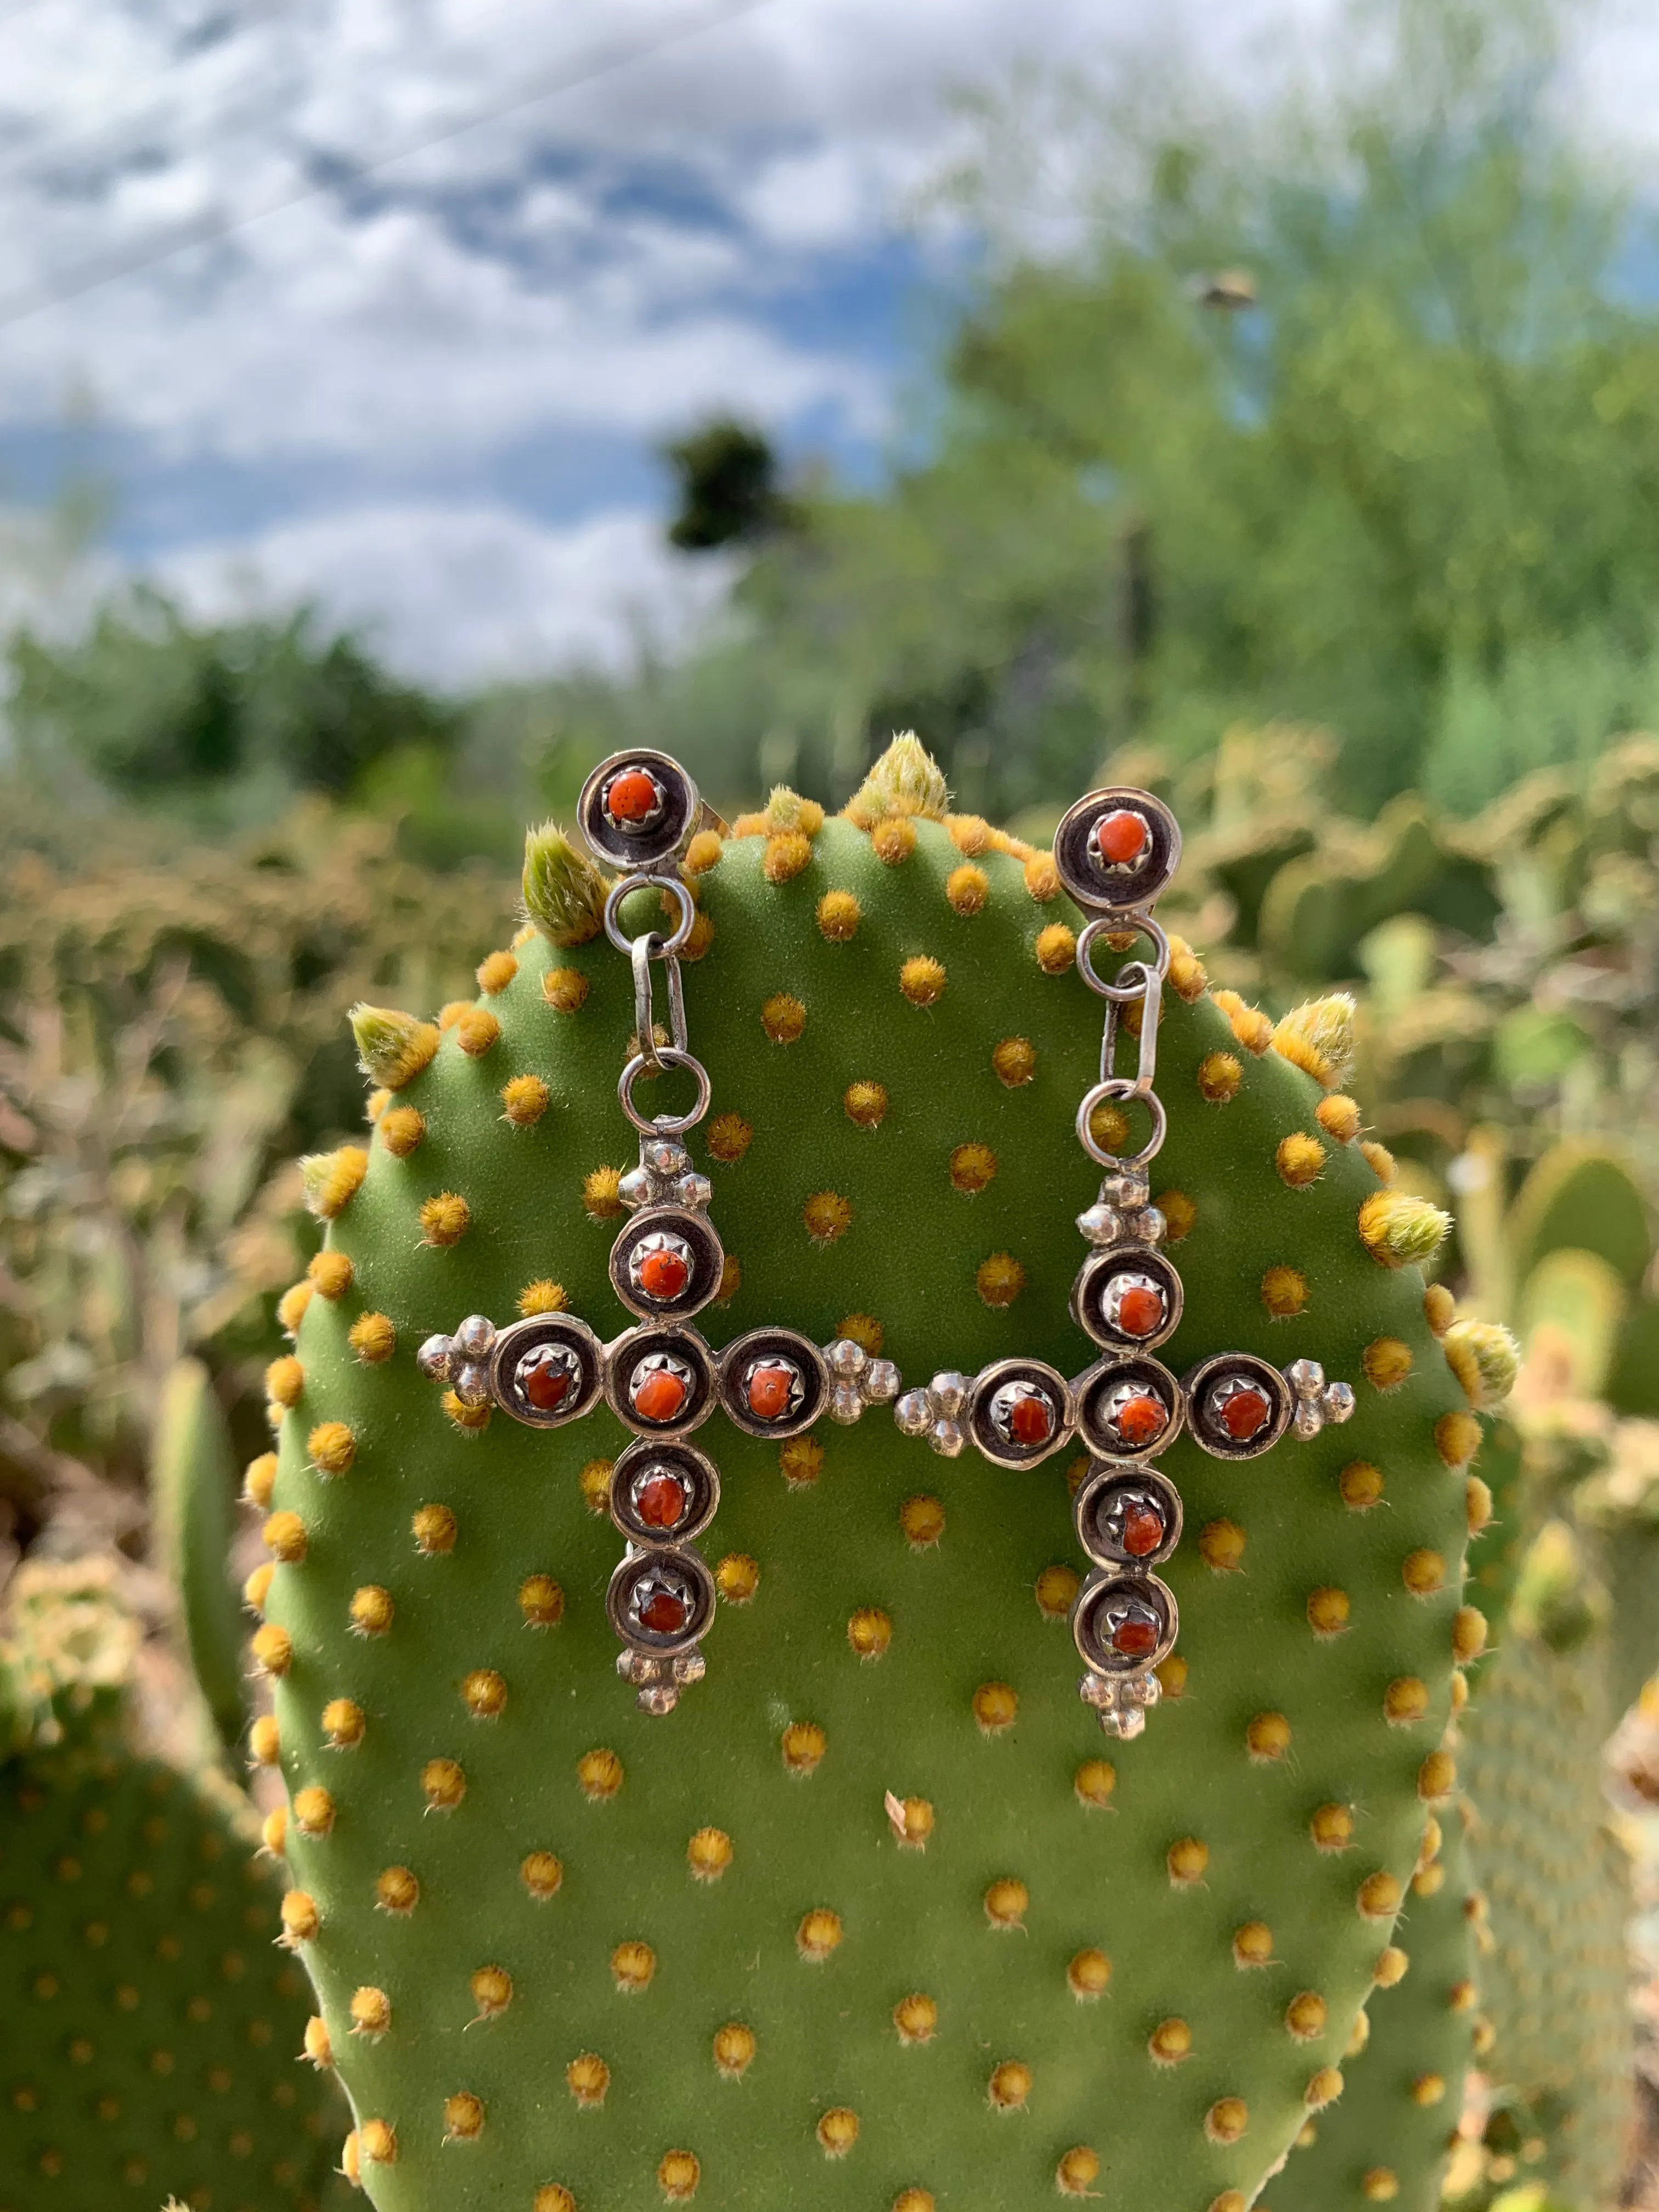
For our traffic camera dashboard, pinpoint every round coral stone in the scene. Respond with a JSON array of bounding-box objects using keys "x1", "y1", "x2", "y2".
[
  {"x1": 637, "y1": 1246, "x2": 692, "y2": 1302},
  {"x1": 606, "y1": 769, "x2": 662, "y2": 823},
  {"x1": 519, "y1": 1346, "x2": 575, "y2": 1413},
  {"x1": 1115, "y1": 1283, "x2": 1164, "y2": 1338},
  {"x1": 632, "y1": 1367, "x2": 689, "y2": 1424},
  {"x1": 1121, "y1": 1502, "x2": 1166, "y2": 1558},
  {"x1": 637, "y1": 1583, "x2": 689, "y2": 1635},
  {"x1": 1007, "y1": 1391, "x2": 1056, "y2": 1445},
  {"x1": 635, "y1": 1473, "x2": 689, "y2": 1530},
  {"x1": 1218, "y1": 1386, "x2": 1271, "y2": 1441},
  {"x1": 1110, "y1": 1613, "x2": 1159, "y2": 1658},
  {"x1": 747, "y1": 1364, "x2": 796, "y2": 1421},
  {"x1": 1096, "y1": 808, "x2": 1149, "y2": 864},
  {"x1": 1113, "y1": 1393, "x2": 1166, "y2": 1449}
]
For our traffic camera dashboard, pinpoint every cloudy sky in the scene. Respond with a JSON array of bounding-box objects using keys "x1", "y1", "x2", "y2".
[{"x1": 3, "y1": 0, "x2": 1657, "y2": 686}]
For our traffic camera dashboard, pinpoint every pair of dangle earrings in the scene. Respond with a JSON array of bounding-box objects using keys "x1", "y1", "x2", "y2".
[{"x1": 419, "y1": 750, "x2": 1353, "y2": 1736}]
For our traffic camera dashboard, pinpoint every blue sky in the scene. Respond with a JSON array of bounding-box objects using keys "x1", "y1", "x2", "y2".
[{"x1": 3, "y1": 0, "x2": 1656, "y2": 686}]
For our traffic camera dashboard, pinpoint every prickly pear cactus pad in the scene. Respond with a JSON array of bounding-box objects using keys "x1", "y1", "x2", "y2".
[
  {"x1": 260, "y1": 743, "x2": 1480, "y2": 2212},
  {"x1": 1268, "y1": 1742, "x2": 1477, "y2": 2212},
  {"x1": 0, "y1": 1566, "x2": 342, "y2": 2210}
]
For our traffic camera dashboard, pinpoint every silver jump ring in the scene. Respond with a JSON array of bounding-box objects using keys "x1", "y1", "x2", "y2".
[
  {"x1": 604, "y1": 874, "x2": 696, "y2": 958},
  {"x1": 1076, "y1": 913, "x2": 1170, "y2": 1000},
  {"x1": 1076, "y1": 1076, "x2": 1168, "y2": 1169},
  {"x1": 618, "y1": 1047, "x2": 713, "y2": 1136}
]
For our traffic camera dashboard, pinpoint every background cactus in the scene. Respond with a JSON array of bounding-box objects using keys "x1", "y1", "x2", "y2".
[
  {"x1": 257, "y1": 739, "x2": 1484, "y2": 2210},
  {"x1": 0, "y1": 1559, "x2": 344, "y2": 2209}
]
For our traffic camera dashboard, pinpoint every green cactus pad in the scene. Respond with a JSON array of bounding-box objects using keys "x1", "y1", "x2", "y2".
[
  {"x1": 1506, "y1": 1143, "x2": 1652, "y2": 1293},
  {"x1": 0, "y1": 1567, "x2": 342, "y2": 2211},
  {"x1": 1460, "y1": 1624, "x2": 1629, "y2": 2207},
  {"x1": 1269, "y1": 1757, "x2": 1475, "y2": 2212},
  {"x1": 152, "y1": 1357, "x2": 248, "y2": 1757},
  {"x1": 261, "y1": 769, "x2": 1476, "y2": 2211}
]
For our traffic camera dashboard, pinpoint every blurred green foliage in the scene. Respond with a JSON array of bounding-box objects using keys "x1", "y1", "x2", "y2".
[{"x1": 0, "y1": 799, "x2": 516, "y2": 1541}]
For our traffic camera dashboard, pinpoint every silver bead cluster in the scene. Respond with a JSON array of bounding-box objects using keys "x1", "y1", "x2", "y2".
[
  {"x1": 823, "y1": 1336, "x2": 902, "y2": 1425},
  {"x1": 1079, "y1": 1668, "x2": 1163, "y2": 1742},
  {"x1": 417, "y1": 1312, "x2": 496, "y2": 1407},
  {"x1": 618, "y1": 1136, "x2": 712, "y2": 1215},
  {"x1": 1076, "y1": 1169, "x2": 1166, "y2": 1252},
  {"x1": 893, "y1": 1370, "x2": 974, "y2": 1458},
  {"x1": 1285, "y1": 1357, "x2": 1357, "y2": 1440}
]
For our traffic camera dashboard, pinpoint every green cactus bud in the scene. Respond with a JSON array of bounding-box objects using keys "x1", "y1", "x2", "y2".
[
  {"x1": 522, "y1": 823, "x2": 608, "y2": 947},
  {"x1": 1357, "y1": 1190, "x2": 1452, "y2": 1272},
  {"x1": 1442, "y1": 1321, "x2": 1520, "y2": 1413},
  {"x1": 260, "y1": 737, "x2": 1473, "y2": 2211},
  {"x1": 849, "y1": 730, "x2": 950, "y2": 823},
  {"x1": 1272, "y1": 993, "x2": 1358, "y2": 1092},
  {"x1": 350, "y1": 1004, "x2": 442, "y2": 1091}
]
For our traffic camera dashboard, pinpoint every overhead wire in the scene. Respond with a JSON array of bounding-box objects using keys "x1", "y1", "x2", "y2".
[{"x1": 0, "y1": 0, "x2": 778, "y2": 331}]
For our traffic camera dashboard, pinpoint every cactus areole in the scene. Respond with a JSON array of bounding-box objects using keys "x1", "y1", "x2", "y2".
[{"x1": 261, "y1": 738, "x2": 1480, "y2": 2210}]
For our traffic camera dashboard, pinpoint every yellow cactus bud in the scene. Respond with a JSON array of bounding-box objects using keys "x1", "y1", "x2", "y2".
[
  {"x1": 1277, "y1": 1132, "x2": 1326, "y2": 1187},
  {"x1": 706, "y1": 1111, "x2": 753, "y2": 1161},
  {"x1": 684, "y1": 828, "x2": 724, "y2": 874},
  {"x1": 522, "y1": 823, "x2": 607, "y2": 946},
  {"x1": 542, "y1": 965, "x2": 589, "y2": 1013},
  {"x1": 348, "y1": 1312, "x2": 394, "y2": 1364},
  {"x1": 947, "y1": 862, "x2": 989, "y2": 913},
  {"x1": 803, "y1": 1190, "x2": 852, "y2": 1243},
  {"x1": 566, "y1": 2054, "x2": 610, "y2": 2108},
  {"x1": 1443, "y1": 1318, "x2": 1520, "y2": 1409},
  {"x1": 1273, "y1": 993, "x2": 1357, "y2": 1090},
  {"x1": 713, "y1": 2022, "x2": 757, "y2": 2076},
  {"x1": 1198, "y1": 1051, "x2": 1243, "y2": 1103},
  {"x1": 893, "y1": 1992, "x2": 938, "y2": 2042},
  {"x1": 852, "y1": 732, "x2": 949, "y2": 822},
  {"x1": 419, "y1": 1192, "x2": 470, "y2": 1246},
  {"x1": 1035, "y1": 922, "x2": 1076, "y2": 974},
  {"x1": 1262, "y1": 1263, "x2": 1309, "y2": 1317},
  {"x1": 1436, "y1": 1409, "x2": 1482, "y2": 1467},
  {"x1": 975, "y1": 1252, "x2": 1025, "y2": 1307},
  {"x1": 992, "y1": 1035, "x2": 1036, "y2": 1086},
  {"x1": 1316, "y1": 1093, "x2": 1362, "y2": 1143},
  {"x1": 348, "y1": 1006, "x2": 439, "y2": 1092},
  {"x1": 816, "y1": 889, "x2": 861, "y2": 941},
  {"x1": 899, "y1": 954, "x2": 946, "y2": 1005},
  {"x1": 1357, "y1": 1190, "x2": 1451, "y2": 1269},
  {"x1": 276, "y1": 1281, "x2": 313, "y2": 1337},
  {"x1": 1363, "y1": 1336, "x2": 1413, "y2": 1390},
  {"x1": 500, "y1": 1074, "x2": 550, "y2": 1127},
  {"x1": 1166, "y1": 1838, "x2": 1208, "y2": 1887},
  {"x1": 308, "y1": 1420, "x2": 356, "y2": 1476},
  {"x1": 986, "y1": 2062, "x2": 1030, "y2": 2111},
  {"x1": 761, "y1": 992, "x2": 806, "y2": 1043},
  {"x1": 1284, "y1": 1991, "x2": 1327, "y2": 2040},
  {"x1": 577, "y1": 1747, "x2": 623, "y2": 1801},
  {"x1": 1205, "y1": 2096, "x2": 1249, "y2": 2145},
  {"x1": 797, "y1": 1906, "x2": 843, "y2": 1959}
]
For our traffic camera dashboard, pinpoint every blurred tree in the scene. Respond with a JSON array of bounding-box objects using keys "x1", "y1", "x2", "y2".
[
  {"x1": 7, "y1": 585, "x2": 458, "y2": 807},
  {"x1": 533, "y1": 0, "x2": 1659, "y2": 822},
  {"x1": 664, "y1": 417, "x2": 792, "y2": 551}
]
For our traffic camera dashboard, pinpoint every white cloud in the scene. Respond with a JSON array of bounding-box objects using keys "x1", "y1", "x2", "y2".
[
  {"x1": 156, "y1": 500, "x2": 736, "y2": 684},
  {"x1": 3, "y1": 0, "x2": 1656, "y2": 690}
]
